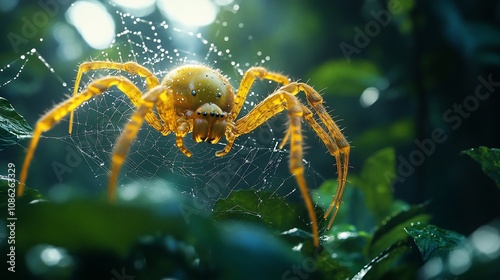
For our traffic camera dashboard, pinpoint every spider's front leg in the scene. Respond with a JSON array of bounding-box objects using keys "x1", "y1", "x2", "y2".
[
  {"x1": 174, "y1": 121, "x2": 193, "y2": 158},
  {"x1": 69, "y1": 61, "x2": 161, "y2": 134},
  {"x1": 217, "y1": 67, "x2": 291, "y2": 157},
  {"x1": 18, "y1": 76, "x2": 161, "y2": 197},
  {"x1": 215, "y1": 123, "x2": 237, "y2": 157}
]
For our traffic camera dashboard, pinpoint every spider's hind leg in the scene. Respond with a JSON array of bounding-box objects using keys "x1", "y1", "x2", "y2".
[{"x1": 285, "y1": 82, "x2": 351, "y2": 230}]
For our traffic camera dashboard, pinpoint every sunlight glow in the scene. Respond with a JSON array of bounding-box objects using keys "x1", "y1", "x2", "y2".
[
  {"x1": 111, "y1": 0, "x2": 156, "y2": 17},
  {"x1": 66, "y1": 0, "x2": 115, "y2": 50},
  {"x1": 157, "y1": 0, "x2": 218, "y2": 27},
  {"x1": 214, "y1": 0, "x2": 234, "y2": 5}
]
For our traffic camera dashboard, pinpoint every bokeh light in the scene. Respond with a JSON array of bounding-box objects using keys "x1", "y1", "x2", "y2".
[
  {"x1": 156, "y1": 0, "x2": 218, "y2": 28},
  {"x1": 360, "y1": 87, "x2": 380, "y2": 108},
  {"x1": 110, "y1": 0, "x2": 156, "y2": 17},
  {"x1": 65, "y1": 0, "x2": 115, "y2": 50}
]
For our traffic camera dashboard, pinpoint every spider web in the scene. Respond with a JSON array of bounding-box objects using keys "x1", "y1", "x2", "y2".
[{"x1": 1, "y1": 2, "x2": 333, "y2": 232}]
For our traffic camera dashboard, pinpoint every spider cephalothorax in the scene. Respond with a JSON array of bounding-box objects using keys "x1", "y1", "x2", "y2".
[{"x1": 17, "y1": 61, "x2": 350, "y2": 247}]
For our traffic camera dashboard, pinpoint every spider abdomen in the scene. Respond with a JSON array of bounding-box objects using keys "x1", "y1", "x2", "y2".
[
  {"x1": 161, "y1": 64, "x2": 234, "y2": 144},
  {"x1": 162, "y1": 64, "x2": 234, "y2": 114}
]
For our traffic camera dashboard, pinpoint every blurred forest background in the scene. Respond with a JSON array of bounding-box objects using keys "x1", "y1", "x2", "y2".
[{"x1": 0, "y1": 0, "x2": 499, "y2": 256}]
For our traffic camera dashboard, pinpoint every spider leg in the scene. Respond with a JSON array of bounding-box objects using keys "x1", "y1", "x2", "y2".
[
  {"x1": 280, "y1": 82, "x2": 350, "y2": 230},
  {"x1": 69, "y1": 61, "x2": 160, "y2": 134},
  {"x1": 281, "y1": 105, "x2": 345, "y2": 229},
  {"x1": 229, "y1": 91, "x2": 320, "y2": 247},
  {"x1": 108, "y1": 85, "x2": 169, "y2": 200},
  {"x1": 17, "y1": 76, "x2": 167, "y2": 197},
  {"x1": 230, "y1": 67, "x2": 290, "y2": 121},
  {"x1": 218, "y1": 67, "x2": 290, "y2": 156}
]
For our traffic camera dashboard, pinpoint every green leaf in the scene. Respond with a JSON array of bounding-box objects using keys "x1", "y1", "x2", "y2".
[
  {"x1": 308, "y1": 59, "x2": 383, "y2": 96},
  {"x1": 217, "y1": 221, "x2": 304, "y2": 280},
  {"x1": 313, "y1": 179, "x2": 352, "y2": 224},
  {"x1": 461, "y1": 146, "x2": 500, "y2": 188},
  {"x1": 368, "y1": 203, "x2": 431, "y2": 258},
  {"x1": 322, "y1": 224, "x2": 371, "y2": 275},
  {"x1": 213, "y1": 189, "x2": 309, "y2": 233},
  {"x1": 351, "y1": 147, "x2": 396, "y2": 222},
  {"x1": 419, "y1": 220, "x2": 500, "y2": 279},
  {"x1": 353, "y1": 239, "x2": 415, "y2": 280},
  {"x1": 405, "y1": 224, "x2": 466, "y2": 262},
  {"x1": 17, "y1": 199, "x2": 211, "y2": 257},
  {"x1": 12, "y1": 183, "x2": 303, "y2": 280},
  {"x1": 352, "y1": 118, "x2": 415, "y2": 155},
  {"x1": 0, "y1": 97, "x2": 33, "y2": 151}
]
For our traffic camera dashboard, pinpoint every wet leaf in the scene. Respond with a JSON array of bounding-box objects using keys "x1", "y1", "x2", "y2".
[
  {"x1": 419, "y1": 220, "x2": 500, "y2": 279},
  {"x1": 405, "y1": 224, "x2": 465, "y2": 262},
  {"x1": 213, "y1": 189, "x2": 308, "y2": 232},
  {"x1": 461, "y1": 146, "x2": 500, "y2": 188},
  {"x1": 352, "y1": 239, "x2": 416, "y2": 280},
  {"x1": 369, "y1": 203, "x2": 431, "y2": 257},
  {"x1": 322, "y1": 224, "x2": 371, "y2": 275},
  {"x1": 0, "y1": 97, "x2": 33, "y2": 151}
]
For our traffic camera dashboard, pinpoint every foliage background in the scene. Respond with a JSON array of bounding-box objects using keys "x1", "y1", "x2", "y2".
[{"x1": 0, "y1": 0, "x2": 499, "y2": 279}]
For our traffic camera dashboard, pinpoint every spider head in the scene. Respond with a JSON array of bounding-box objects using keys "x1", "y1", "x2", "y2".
[{"x1": 193, "y1": 103, "x2": 227, "y2": 144}]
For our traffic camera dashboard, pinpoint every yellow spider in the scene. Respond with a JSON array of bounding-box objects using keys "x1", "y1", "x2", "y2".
[{"x1": 17, "y1": 62, "x2": 349, "y2": 246}]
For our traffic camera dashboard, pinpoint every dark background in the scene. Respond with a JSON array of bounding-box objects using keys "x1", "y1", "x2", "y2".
[{"x1": 0, "y1": 0, "x2": 499, "y2": 238}]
